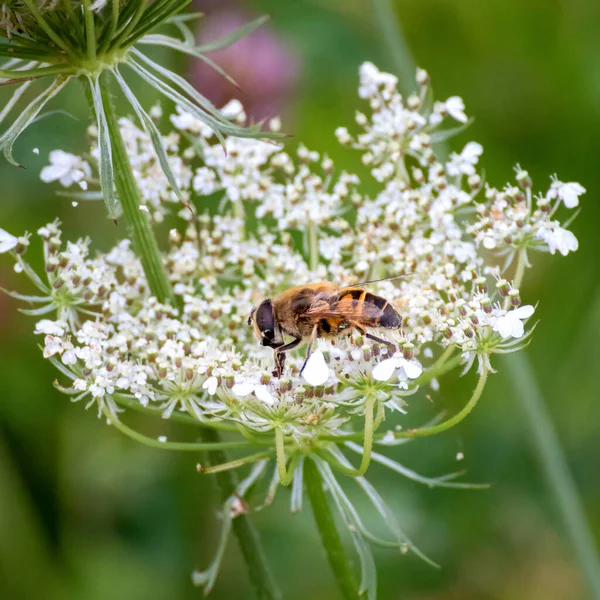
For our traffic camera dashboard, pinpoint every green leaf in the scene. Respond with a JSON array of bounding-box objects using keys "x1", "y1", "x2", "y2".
[
  {"x1": 138, "y1": 33, "x2": 240, "y2": 88},
  {"x1": 112, "y1": 68, "x2": 185, "y2": 203},
  {"x1": 0, "y1": 77, "x2": 69, "y2": 167},
  {"x1": 19, "y1": 303, "x2": 57, "y2": 316},
  {"x1": 87, "y1": 76, "x2": 119, "y2": 221},
  {"x1": 0, "y1": 79, "x2": 32, "y2": 126},
  {"x1": 195, "y1": 15, "x2": 270, "y2": 53},
  {"x1": 430, "y1": 118, "x2": 474, "y2": 143},
  {"x1": 119, "y1": 0, "x2": 190, "y2": 48},
  {"x1": 164, "y1": 11, "x2": 204, "y2": 24},
  {"x1": 0, "y1": 287, "x2": 50, "y2": 303},
  {"x1": 127, "y1": 53, "x2": 284, "y2": 141},
  {"x1": 130, "y1": 48, "x2": 231, "y2": 126}
]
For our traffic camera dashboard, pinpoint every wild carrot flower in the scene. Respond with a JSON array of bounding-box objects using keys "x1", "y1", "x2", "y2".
[{"x1": 1, "y1": 63, "x2": 583, "y2": 596}]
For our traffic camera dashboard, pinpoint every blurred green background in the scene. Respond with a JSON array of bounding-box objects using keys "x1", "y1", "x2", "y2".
[{"x1": 1, "y1": 1, "x2": 599, "y2": 598}]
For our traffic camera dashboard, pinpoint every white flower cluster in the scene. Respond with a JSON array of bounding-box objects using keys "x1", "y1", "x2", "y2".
[
  {"x1": 6, "y1": 63, "x2": 581, "y2": 441},
  {"x1": 2, "y1": 63, "x2": 584, "y2": 592}
]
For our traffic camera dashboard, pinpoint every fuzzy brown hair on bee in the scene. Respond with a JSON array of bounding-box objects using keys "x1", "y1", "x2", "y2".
[{"x1": 247, "y1": 282, "x2": 402, "y2": 378}]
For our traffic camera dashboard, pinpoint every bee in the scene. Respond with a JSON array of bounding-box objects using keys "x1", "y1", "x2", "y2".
[{"x1": 248, "y1": 281, "x2": 402, "y2": 377}]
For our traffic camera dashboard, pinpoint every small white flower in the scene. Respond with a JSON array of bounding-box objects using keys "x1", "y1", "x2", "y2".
[
  {"x1": 35, "y1": 320, "x2": 67, "y2": 336},
  {"x1": 445, "y1": 96, "x2": 468, "y2": 123},
  {"x1": 493, "y1": 305, "x2": 535, "y2": 339},
  {"x1": 399, "y1": 359, "x2": 423, "y2": 380},
  {"x1": 202, "y1": 375, "x2": 218, "y2": 396},
  {"x1": 550, "y1": 180, "x2": 586, "y2": 208},
  {"x1": 231, "y1": 382, "x2": 254, "y2": 397},
  {"x1": 372, "y1": 358, "x2": 397, "y2": 382},
  {"x1": 536, "y1": 223, "x2": 579, "y2": 256},
  {"x1": 221, "y1": 99, "x2": 244, "y2": 119},
  {"x1": 40, "y1": 150, "x2": 90, "y2": 187},
  {"x1": 73, "y1": 379, "x2": 87, "y2": 391},
  {"x1": 42, "y1": 335, "x2": 64, "y2": 358},
  {"x1": 302, "y1": 350, "x2": 330, "y2": 386},
  {"x1": 232, "y1": 381, "x2": 276, "y2": 405},
  {"x1": 254, "y1": 385, "x2": 275, "y2": 405},
  {"x1": 0, "y1": 228, "x2": 18, "y2": 253},
  {"x1": 139, "y1": 205, "x2": 149, "y2": 213},
  {"x1": 32, "y1": 147, "x2": 40, "y2": 155},
  {"x1": 372, "y1": 356, "x2": 423, "y2": 382},
  {"x1": 62, "y1": 349, "x2": 77, "y2": 365},
  {"x1": 446, "y1": 142, "x2": 483, "y2": 176},
  {"x1": 158, "y1": 435, "x2": 167, "y2": 443}
]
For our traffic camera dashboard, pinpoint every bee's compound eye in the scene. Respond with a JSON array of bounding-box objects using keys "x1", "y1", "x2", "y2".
[
  {"x1": 255, "y1": 300, "x2": 275, "y2": 341},
  {"x1": 261, "y1": 329, "x2": 273, "y2": 346}
]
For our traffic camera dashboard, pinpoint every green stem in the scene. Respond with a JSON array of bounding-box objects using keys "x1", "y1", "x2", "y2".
[
  {"x1": 100, "y1": 75, "x2": 176, "y2": 304},
  {"x1": 82, "y1": 0, "x2": 97, "y2": 61},
  {"x1": 504, "y1": 354, "x2": 600, "y2": 598},
  {"x1": 399, "y1": 369, "x2": 488, "y2": 439},
  {"x1": 102, "y1": 406, "x2": 253, "y2": 451},
  {"x1": 111, "y1": 394, "x2": 226, "y2": 429},
  {"x1": 322, "y1": 395, "x2": 375, "y2": 477},
  {"x1": 505, "y1": 249, "x2": 528, "y2": 310},
  {"x1": 198, "y1": 451, "x2": 273, "y2": 475},
  {"x1": 200, "y1": 428, "x2": 282, "y2": 600},
  {"x1": 304, "y1": 458, "x2": 358, "y2": 600},
  {"x1": 275, "y1": 428, "x2": 294, "y2": 486}
]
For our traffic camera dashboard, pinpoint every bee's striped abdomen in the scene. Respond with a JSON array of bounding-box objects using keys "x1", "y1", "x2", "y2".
[{"x1": 335, "y1": 288, "x2": 402, "y2": 329}]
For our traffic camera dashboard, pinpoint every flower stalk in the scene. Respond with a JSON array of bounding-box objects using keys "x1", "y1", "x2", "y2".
[
  {"x1": 400, "y1": 369, "x2": 488, "y2": 439},
  {"x1": 99, "y1": 75, "x2": 176, "y2": 304},
  {"x1": 201, "y1": 428, "x2": 282, "y2": 600},
  {"x1": 305, "y1": 458, "x2": 358, "y2": 600}
]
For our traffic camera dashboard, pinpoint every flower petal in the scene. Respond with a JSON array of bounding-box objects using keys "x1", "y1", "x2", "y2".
[
  {"x1": 0, "y1": 228, "x2": 18, "y2": 253},
  {"x1": 302, "y1": 350, "x2": 330, "y2": 386},
  {"x1": 231, "y1": 382, "x2": 254, "y2": 397},
  {"x1": 202, "y1": 375, "x2": 218, "y2": 396},
  {"x1": 401, "y1": 359, "x2": 423, "y2": 380},
  {"x1": 372, "y1": 358, "x2": 397, "y2": 382},
  {"x1": 254, "y1": 385, "x2": 276, "y2": 405},
  {"x1": 513, "y1": 305, "x2": 535, "y2": 319}
]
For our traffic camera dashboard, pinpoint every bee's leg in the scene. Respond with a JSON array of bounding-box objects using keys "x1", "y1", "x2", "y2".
[
  {"x1": 272, "y1": 336, "x2": 302, "y2": 378},
  {"x1": 300, "y1": 325, "x2": 319, "y2": 375},
  {"x1": 352, "y1": 324, "x2": 397, "y2": 356},
  {"x1": 273, "y1": 351, "x2": 286, "y2": 378}
]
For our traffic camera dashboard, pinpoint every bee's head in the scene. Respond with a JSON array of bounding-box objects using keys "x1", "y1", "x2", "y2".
[{"x1": 248, "y1": 299, "x2": 277, "y2": 347}]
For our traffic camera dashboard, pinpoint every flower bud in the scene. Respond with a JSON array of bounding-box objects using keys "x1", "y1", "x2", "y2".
[
  {"x1": 416, "y1": 68, "x2": 430, "y2": 86},
  {"x1": 468, "y1": 174, "x2": 481, "y2": 190},
  {"x1": 496, "y1": 279, "x2": 510, "y2": 296},
  {"x1": 516, "y1": 169, "x2": 532, "y2": 189},
  {"x1": 508, "y1": 289, "x2": 521, "y2": 307}
]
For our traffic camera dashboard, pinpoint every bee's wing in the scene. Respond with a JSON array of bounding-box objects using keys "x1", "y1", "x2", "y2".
[{"x1": 303, "y1": 293, "x2": 385, "y2": 324}]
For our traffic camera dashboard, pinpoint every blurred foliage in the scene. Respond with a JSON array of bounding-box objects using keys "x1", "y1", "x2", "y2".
[{"x1": 1, "y1": 1, "x2": 599, "y2": 598}]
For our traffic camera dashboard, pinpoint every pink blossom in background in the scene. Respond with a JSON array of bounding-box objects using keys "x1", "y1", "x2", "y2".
[{"x1": 191, "y1": 7, "x2": 301, "y2": 122}]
